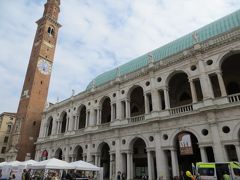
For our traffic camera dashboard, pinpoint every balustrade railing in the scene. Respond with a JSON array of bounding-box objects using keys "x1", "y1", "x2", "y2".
[
  {"x1": 128, "y1": 115, "x2": 145, "y2": 123},
  {"x1": 170, "y1": 104, "x2": 193, "y2": 115},
  {"x1": 98, "y1": 122, "x2": 110, "y2": 129},
  {"x1": 228, "y1": 93, "x2": 240, "y2": 103}
]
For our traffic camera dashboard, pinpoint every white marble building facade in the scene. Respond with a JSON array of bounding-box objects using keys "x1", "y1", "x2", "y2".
[{"x1": 36, "y1": 11, "x2": 240, "y2": 180}]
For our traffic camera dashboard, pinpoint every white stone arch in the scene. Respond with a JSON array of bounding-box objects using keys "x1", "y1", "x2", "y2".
[
  {"x1": 54, "y1": 147, "x2": 64, "y2": 160},
  {"x1": 216, "y1": 49, "x2": 240, "y2": 70},
  {"x1": 46, "y1": 116, "x2": 53, "y2": 136},
  {"x1": 73, "y1": 145, "x2": 84, "y2": 160},
  {"x1": 99, "y1": 96, "x2": 112, "y2": 106},
  {"x1": 59, "y1": 110, "x2": 68, "y2": 133},
  {"x1": 165, "y1": 69, "x2": 191, "y2": 86},
  {"x1": 168, "y1": 127, "x2": 201, "y2": 147},
  {"x1": 96, "y1": 141, "x2": 111, "y2": 153},
  {"x1": 126, "y1": 84, "x2": 145, "y2": 99},
  {"x1": 231, "y1": 120, "x2": 240, "y2": 141},
  {"x1": 127, "y1": 135, "x2": 149, "y2": 150}
]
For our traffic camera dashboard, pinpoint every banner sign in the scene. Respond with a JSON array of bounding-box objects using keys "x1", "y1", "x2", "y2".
[{"x1": 178, "y1": 133, "x2": 193, "y2": 155}]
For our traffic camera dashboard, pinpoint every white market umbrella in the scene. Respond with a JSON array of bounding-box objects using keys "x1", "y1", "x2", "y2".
[
  {"x1": 0, "y1": 162, "x2": 7, "y2": 167},
  {"x1": 12, "y1": 160, "x2": 37, "y2": 167},
  {"x1": 28, "y1": 158, "x2": 74, "y2": 170},
  {"x1": 70, "y1": 161, "x2": 100, "y2": 171}
]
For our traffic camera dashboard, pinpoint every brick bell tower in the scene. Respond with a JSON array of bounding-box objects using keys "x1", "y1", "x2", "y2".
[{"x1": 10, "y1": 0, "x2": 61, "y2": 161}]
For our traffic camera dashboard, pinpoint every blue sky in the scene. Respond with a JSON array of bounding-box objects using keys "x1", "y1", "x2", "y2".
[{"x1": 0, "y1": 0, "x2": 240, "y2": 113}]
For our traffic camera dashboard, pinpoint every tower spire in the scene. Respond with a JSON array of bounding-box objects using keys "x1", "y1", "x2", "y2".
[{"x1": 7, "y1": 0, "x2": 61, "y2": 161}]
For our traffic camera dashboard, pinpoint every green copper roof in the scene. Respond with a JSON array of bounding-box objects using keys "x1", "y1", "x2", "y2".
[{"x1": 86, "y1": 9, "x2": 240, "y2": 90}]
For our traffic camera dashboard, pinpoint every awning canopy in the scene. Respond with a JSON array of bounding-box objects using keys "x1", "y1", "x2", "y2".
[
  {"x1": 28, "y1": 158, "x2": 74, "y2": 170},
  {"x1": 70, "y1": 161, "x2": 100, "y2": 171}
]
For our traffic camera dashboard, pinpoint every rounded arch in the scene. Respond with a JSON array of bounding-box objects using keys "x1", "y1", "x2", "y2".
[
  {"x1": 126, "y1": 84, "x2": 145, "y2": 99},
  {"x1": 97, "y1": 142, "x2": 110, "y2": 179},
  {"x1": 165, "y1": 70, "x2": 190, "y2": 85},
  {"x1": 73, "y1": 145, "x2": 83, "y2": 161},
  {"x1": 46, "y1": 116, "x2": 53, "y2": 136},
  {"x1": 59, "y1": 111, "x2": 67, "y2": 133},
  {"x1": 167, "y1": 71, "x2": 192, "y2": 108},
  {"x1": 169, "y1": 127, "x2": 201, "y2": 147},
  {"x1": 220, "y1": 51, "x2": 240, "y2": 95},
  {"x1": 55, "y1": 148, "x2": 63, "y2": 160},
  {"x1": 217, "y1": 50, "x2": 240, "y2": 69},
  {"x1": 128, "y1": 135, "x2": 149, "y2": 150},
  {"x1": 77, "y1": 104, "x2": 87, "y2": 129},
  {"x1": 100, "y1": 96, "x2": 111, "y2": 124},
  {"x1": 231, "y1": 122, "x2": 240, "y2": 141},
  {"x1": 127, "y1": 85, "x2": 145, "y2": 117},
  {"x1": 97, "y1": 141, "x2": 111, "y2": 153}
]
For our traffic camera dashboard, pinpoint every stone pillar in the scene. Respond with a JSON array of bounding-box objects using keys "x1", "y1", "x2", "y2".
[
  {"x1": 170, "y1": 149, "x2": 179, "y2": 177},
  {"x1": 151, "y1": 89, "x2": 160, "y2": 111},
  {"x1": 127, "y1": 152, "x2": 133, "y2": 180},
  {"x1": 216, "y1": 71, "x2": 227, "y2": 97},
  {"x1": 189, "y1": 79, "x2": 197, "y2": 103},
  {"x1": 163, "y1": 87, "x2": 170, "y2": 109},
  {"x1": 96, "y1": 108, "x2": 100, "y2": 125},
  {"x1": 52, "y1": 117, "x2": 57, "y2": 135},
  {"x1": 89, "y1": 108, "x2": 95, "y2": 126},
  {"x1": 68, "y1": 114, "x2": 74, "y2": 131},
  {"x1": 144, "y1": 94, "x2": 150, "y2": 114},
  {"x1": 147, "y1": 150, "x2": 154, "y2": 180},
  {"x1": 200, "y1": 146, "x2": 208, "y2": 162},
  {"x1": 111, "y1": 103, "x2": 114, "y2": 122},
  {"x1": 126, "y1": 99, "x2": 130, "y2": 118},
  {"x1": 155, "y1": 134, "x2": 168, "y2": 179},
  {"x1": 115, "y1": 140, "x2": 122, "y2": 174},
  {"x1": 116, "y1": 98, "x2": 122, "y2": 120},
  {"x1": 110, "y1": 153, "x2": 114, "y2": 180},
  {"x1": 65, "y1": 147, "x2": 69, "y2": 162},
  {"x1": 198, "y1": 59, "x2": 214, "y2": 99},
  {"x1": 208, "y1": 113, "x2": 225, "y2": 162},
  {"x1": 235, "y1": 144, "x2": 240, "y2": 162},
  {"x1": 99, "y1": 109, "x2": 102, "y2": 124}
]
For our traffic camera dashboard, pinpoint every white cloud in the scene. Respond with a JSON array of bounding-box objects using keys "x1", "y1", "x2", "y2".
[{"x1": 0, "y1": 0, "x2": 239, "y2": 112}]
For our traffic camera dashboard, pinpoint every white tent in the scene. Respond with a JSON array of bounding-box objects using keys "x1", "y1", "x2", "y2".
[
  {"x1": 13, "y1": 160, "x2": 38, "y2": 180},
  {"x1": 70, "y1": 161, "x2": 100, "y2": 171},
  {"x1": 28, "y1": 158, "x2": 74, "y2": 170},
  {"x1": 1, "y1": 161, "x2": 21, "y2": 179},
  {"x1": 0, "y1": 161, "x2": 7, "y2": 167}
]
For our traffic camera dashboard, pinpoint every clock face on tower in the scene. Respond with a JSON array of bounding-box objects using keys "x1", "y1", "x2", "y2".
[{"x1": 37, "y1": 58, "x2": 52, "y2": 75}]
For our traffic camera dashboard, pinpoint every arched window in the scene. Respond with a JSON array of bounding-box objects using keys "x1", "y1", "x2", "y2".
[{"x1": 47, "y1": 26, "x2": 55, "y2": 36}]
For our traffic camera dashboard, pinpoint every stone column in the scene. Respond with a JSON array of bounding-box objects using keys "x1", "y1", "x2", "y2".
[
  {"x1": 147, "y1": 150, "x2": 154, "y2": 180},
  {"x1": 170, "y1": 149, "x2": 179, "y2": 177},
  {"x1": 89, "y1": 108, "x2": 95, "y2": 126},
  {"x1": 74, "y1": 116, "x2": 78, "y2": 130},
  {"x1": 235, "y1": 144, "x2": 240, "y2": 162},
  {"x1": 216, "y1": 71, "x2": 227, "y2": 97},
  {"x1": 151, "y1": 89, "x2": 160, "y2": 112},
  {"x1": 198, "y1": 59, "x2": 214, "y2": 99},
  {"x1": 116, "y1": 97, "x2": 122, "y2": 120},
  {"x1": 199, "y1": 146, "x2": 208, "y2": 162},
  {"x1": 65, "y1": 147, "x2": 69, "y2": 162},
  {"x1": 111, "y1": 103, "x2": 114, "y2": 122},
  {"x1": 126, "y1": 99, "x2": 130, "y2": 118},
  {"x1": 189, "y1": 79, "x2": 197, "y2": 103},
  {"x1": 208, "y1": 112, "x2": 225, "y2": 161},
  {"x1": 115, "y1": 140, "x2": 122, "y2": 174},
  {"x1": 96, "y1": 108, "x2": 100, "y2": 125},
  {"x1": 127, "y1": 151, "x2": 133, "y2": 180},
  {"x1": 110, "y1": 153, "x2": 114, "y2": 180},
  {"x1": 144, "y1": 94, "x2": 150, "y2": 114},
  {"x1": 39, "y1": 119, "x2": 45, "y2": 138},
  {"x1": 52, "y1": 117, "x2": 57, "y2": 135},
  {"x1": 155, "y1": 134, "x2": 168, "y2": 179},
  {"x1": 163, "y1": 87, "x2": 170, "y2": 109},
  {"x1": 68, "y1": 114, "x2": 74, "y2": 131}
]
